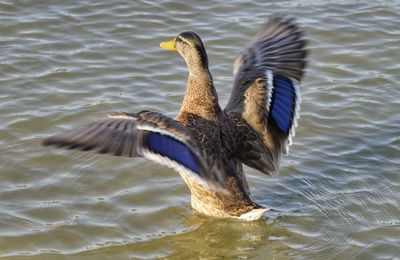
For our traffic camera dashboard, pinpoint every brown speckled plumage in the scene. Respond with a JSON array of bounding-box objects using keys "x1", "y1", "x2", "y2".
[{"x1": 42, "y1": 17, "x2": 308, "y2": 221}]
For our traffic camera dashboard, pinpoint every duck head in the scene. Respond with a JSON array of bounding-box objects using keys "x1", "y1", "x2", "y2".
[{"x1": 160, "y1": 31, "x2": 209, "y2": 74}]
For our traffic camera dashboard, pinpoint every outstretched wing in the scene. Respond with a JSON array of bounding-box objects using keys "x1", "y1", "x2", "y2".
[
  {"x1": 42, "y1": 111, "x2": 225, "y2": 190},
  {"x1": 225, "y1": 17, "x2": 308, "y2": 174}
]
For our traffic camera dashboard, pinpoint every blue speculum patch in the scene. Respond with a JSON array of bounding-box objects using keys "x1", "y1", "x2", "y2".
[
  {"x1": 146, "y1": 132, "x2": 200, "y2": 174},
  {"x1": 271, "y1": 75, "x2": 296, "y2": 133}
]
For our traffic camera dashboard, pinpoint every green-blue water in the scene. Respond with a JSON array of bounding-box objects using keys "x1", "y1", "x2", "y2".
[{"x1": 1, "y1": 0, "x2": 399, "y2": 259}]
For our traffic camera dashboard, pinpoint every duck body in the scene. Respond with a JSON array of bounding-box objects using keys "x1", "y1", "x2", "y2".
[
  {"x1": 43, "y1": 17, "x2": 307, "y2": 221},
  {"x1": 177, "y1": 110, "x2": 265, "y2": 220}
]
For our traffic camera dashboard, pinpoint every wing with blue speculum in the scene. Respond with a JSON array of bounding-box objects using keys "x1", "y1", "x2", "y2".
[
  {"x1": 42, "y1": 111, "x2": 225, "y2": 190},
  {"x1": 225, "y1": 17, "x2": 307, "y2": 175},
  {"x1": 269, "y1": 73, "x2": 300, "y2": 136}
]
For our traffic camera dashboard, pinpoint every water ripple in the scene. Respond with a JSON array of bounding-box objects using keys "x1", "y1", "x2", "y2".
[{"x1": 1, "y1": 0, "x2": 400, "y2": 259}]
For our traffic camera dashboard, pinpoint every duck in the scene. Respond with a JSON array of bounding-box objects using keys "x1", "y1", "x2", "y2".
[{"x1": 42, "y1": 17, "x2": 307, "y2": 221}]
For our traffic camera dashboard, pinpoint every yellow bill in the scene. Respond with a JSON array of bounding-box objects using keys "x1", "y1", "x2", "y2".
[{"x1": 160, "y1": 38, "x2": 176, "y2": 51}]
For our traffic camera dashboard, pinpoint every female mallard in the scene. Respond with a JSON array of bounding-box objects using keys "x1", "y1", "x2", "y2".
[{"x1": 43, "y1": 17, "x2": 307, "y2": 221}]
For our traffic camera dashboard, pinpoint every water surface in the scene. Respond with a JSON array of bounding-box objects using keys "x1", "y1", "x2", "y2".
[{"x1": 1, "y1": 0, "x2": 400, "y2": 259}]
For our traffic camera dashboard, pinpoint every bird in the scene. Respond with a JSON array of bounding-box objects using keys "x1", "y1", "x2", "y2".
[{"x1": 42, "y1": 17, "x2": 307, "y2": 221}]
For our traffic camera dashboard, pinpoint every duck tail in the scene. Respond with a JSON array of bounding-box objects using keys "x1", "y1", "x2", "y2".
[{"x1": 237, "y1": 207, "x2": 270, "y2": 221}]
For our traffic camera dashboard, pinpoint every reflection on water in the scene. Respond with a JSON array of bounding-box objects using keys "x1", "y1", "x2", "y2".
[{"x1": 1, "y1": 0, "x2": 400, "y2": 259}]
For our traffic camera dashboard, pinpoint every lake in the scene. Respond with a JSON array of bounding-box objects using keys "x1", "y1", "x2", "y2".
[{"x1": 1, "y1": 0, "x2": 399, "y2": 259}]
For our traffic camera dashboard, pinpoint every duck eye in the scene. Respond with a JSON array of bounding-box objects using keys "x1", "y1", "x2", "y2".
[{"x1": 176, "y1": 37, "x2": 190, "y2": 46}]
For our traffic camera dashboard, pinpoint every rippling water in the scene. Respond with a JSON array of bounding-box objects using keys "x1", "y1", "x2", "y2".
[{"x1": 1, "y1": 0, "x2": 400, "y2": 259}]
